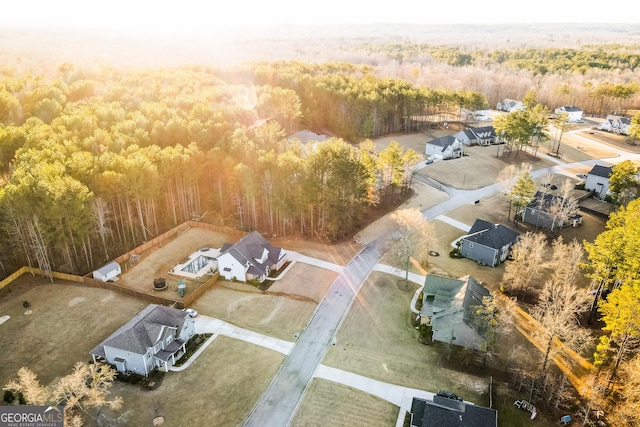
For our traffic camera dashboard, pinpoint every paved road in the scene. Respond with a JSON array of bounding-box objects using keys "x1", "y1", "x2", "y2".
[
  {"x1": 242, "y1": 239, "x2": 389, "y2": 427},
  {"x1": 241, "y1": 142, "x2": 635, "y2": 426}
]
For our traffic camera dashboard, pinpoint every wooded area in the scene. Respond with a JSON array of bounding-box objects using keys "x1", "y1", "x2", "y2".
[
  {"x1": 1, "y1": 26, "x2": 639, "y2": 282},
  {"x1": 1, "y1": 62, "x2": 456, "y2": 276}
]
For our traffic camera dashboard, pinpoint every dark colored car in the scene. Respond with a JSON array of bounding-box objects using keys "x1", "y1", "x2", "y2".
[{"x1": 437, "y1": 390, "x2": 463, "y2": 401}]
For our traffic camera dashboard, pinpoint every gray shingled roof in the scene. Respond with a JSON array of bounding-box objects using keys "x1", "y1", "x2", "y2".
[
  {"x1": 588, "y1": 164, "x2": 613, "y2": 178},
  {"x1": 471, "y1": 125, "x2": 496, "y2": 138},
  {"x1": 90, "y1": 304, "x2": 187, "y2": 356},
  {"x1": 456, "y1": 129, "x2": 476, "y2": 140},
  {"x1": 422, "y1": 275, "x2": 491, "y2": 351},
  {"x1": 219, "y1": 231, "x2": 283, "y2": 277},
  {"x1": 558, "y1": 105, "x2": 582, "y2": 112},
  {"x1": 426, "y1": 135, "x2": 459, "y2": 148},
  {"x1": 464, "y1": 219, "x2": 520, "y2": 251},
  {"x1": 411, "y1": 397, "x2": 498, "y2": 427}
]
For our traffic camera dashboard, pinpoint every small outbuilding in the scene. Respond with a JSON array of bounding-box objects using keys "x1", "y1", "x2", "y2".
[{"x1": 92, "y1": 261, "x2": 122, "y2": 282}]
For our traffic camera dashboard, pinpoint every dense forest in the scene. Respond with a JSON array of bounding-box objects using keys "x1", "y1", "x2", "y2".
[
  {"x1": 0, "y1": 61, "x2": 487, "y2": 276},
  {"x1": 1, "y1": 24, "x2": 640, "y2": 279}
]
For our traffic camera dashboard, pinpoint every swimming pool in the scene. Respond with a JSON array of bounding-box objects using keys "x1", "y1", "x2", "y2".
[
  {"x1": 181, "y1": 255, "x2": 216, "y2": 275},
  {"x1": 170, "y1": 248, "x2": 219, "y2": 279}
]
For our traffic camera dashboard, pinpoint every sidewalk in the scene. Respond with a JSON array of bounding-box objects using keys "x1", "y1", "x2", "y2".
[
  {"x1": 314, "y1": 365, "x2": 434, "y2": 411},
  {"x1": 433, "y1": 215, "x2": 471, "y2": 232},
  {"x1": 176, "y1": 313, "x2": 436, "y2": 426},
  {"x1": 286, "y1": 250, "x2": 344, "y2": 273},
  {"x1": 170, "y1": 316, "x2": 295, "y2": 371}
]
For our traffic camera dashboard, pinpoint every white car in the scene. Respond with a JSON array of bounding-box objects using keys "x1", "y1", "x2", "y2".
[{"x1": 183, "y1": 308, "x2": 198, "y2": 318}]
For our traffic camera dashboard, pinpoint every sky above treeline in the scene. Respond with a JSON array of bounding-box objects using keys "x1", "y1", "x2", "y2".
[{"x1": 2, "y1": 0, "x2": 638, "y2": 32}]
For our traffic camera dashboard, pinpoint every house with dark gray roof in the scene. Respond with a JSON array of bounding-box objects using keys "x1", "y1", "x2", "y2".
[
  {"x1": 585, "y1": 164, "x2": 613, "y2": 200},
  {"x1": 453, "y1": 129, "x2": 476, "y2": 146},
  {"x1": 90, "y1": 304, "x2": 195, "y2": 376},
  {"x1": 425, "y1": 136, "x2": 463, "y2": 159},
  {"x1": 420, "y1": 275, "x2": 490, "y2": 351},
  {"x1": 520, "y1": 191, "x2": 583, "y2": 230},
  {"x1": 471, "y1": 125, "x2": 497, "y2": 145},
  {"x1": 555, "y1": 105, "x2": 583, "y2": 122},
  {"x1": 599, "y1": 115, "x2": 631, "y2": 135},
  {"x1": 454, "y1": 126, "x2": 497, "y2": 146},
  {"x1": 460, "y1": 219, "x2": 519, "y2": 267},
  {"x1": 410, "y1": 396, "x2": 498, "y2": 427},
  {"x1": 217, "y1": 231, "x2": 287, "y2": 283}
]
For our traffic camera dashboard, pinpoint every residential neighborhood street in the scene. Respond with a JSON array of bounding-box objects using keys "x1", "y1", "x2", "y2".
[
  {"x1": 243, "y1": 240, "x2": 388, "y2": 426},
  {"x1": 240, "y1": 138, "x2": 638, "y2": 426}
]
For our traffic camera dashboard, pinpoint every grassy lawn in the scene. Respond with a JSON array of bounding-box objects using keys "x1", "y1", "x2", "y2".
[
  {"x1": 110, "y1": 336, "x2": 284, "y2": 426},
  {"x1": 291, "y1": 379, "x2": 399, "y2": 427},
  {"x1": 0, "y1": 277, "x2": 145, "y2": 388},
  {"x1": 191, "y1": 280, "x2": 321, "y2": 342},
  {"x1": 323, "y1": 272, "x2": 489, "y2": 404}
]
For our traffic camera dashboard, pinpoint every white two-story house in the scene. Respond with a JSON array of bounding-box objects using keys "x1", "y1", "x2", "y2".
[{"x1": 217, "y1": 231, "x2": 287, "y2": 283}]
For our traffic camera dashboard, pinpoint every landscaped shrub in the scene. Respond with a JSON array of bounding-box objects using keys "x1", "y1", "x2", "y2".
[
  {"x1": 3, "y1": 390, "x2": 14, "y2": 404},
  {"x1": 174, "y1": 333, "x2": 212, "y2": 367},
  {"x1": 418, "y1": 324, "x2": 433, "y2": 345}
]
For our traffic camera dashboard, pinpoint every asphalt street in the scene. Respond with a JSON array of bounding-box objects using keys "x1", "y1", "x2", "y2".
[
  {"x1": 242, "y1": 239, "x2": 388, "y2": 426},
  {"x1": 242, "y1": 140, "x2": 634, "y2": 426}
]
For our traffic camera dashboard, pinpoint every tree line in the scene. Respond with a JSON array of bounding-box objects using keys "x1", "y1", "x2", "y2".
[
  {"x1": 3, "y1": 62, "x2": 487, "y2": 276},
  {"x1": 338, "y1": 42, "x2": 640, "y2": 117}
]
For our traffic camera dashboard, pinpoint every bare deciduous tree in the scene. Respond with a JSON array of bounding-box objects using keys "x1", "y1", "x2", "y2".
[
  {"x1": 4, "y1": 363, "x2": 128, "y2": 427},
  {"x1": 531, "y1": 278, "x2": 592, "y2": 373},
  {"x1": 501, "y1": 232, "x2": 547, "y2": 300},
  {"x1": 547, "y1": 236, "x2": 585, "y2": 288},
  {"x1": 389, "y1": 208, "x2": 437, "y2": 282},
  {"x1": 549, "y1": 179, "x2": 579, "y2": 231},
  {"x1": 601, "y1": 354, "x2": 640, "y2": 426},
  {"x1": 4, "y1": 367, "x2": 49, "y2": 406}
]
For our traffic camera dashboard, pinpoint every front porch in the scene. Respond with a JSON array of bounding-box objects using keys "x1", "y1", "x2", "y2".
[{"x1": 154, "y1": 339, "x2": 187, "y2": 372}]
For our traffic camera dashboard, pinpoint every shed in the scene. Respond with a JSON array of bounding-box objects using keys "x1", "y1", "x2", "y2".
[{"x1": 93, "y1": 261, "x2": 122, "y2": 282}]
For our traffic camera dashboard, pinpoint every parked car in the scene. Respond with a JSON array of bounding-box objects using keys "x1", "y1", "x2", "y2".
[
  {"x1": 183, "y1": 308, "x2": 198, "y2": 318},
  {"x1": 437, "y1": 390, "x2": 463, "y2": 401}
]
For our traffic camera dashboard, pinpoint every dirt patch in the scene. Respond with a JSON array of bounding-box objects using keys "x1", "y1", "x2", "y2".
[{"x1": 117, "y1": 227, "x2": 233, "y2": 302}]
